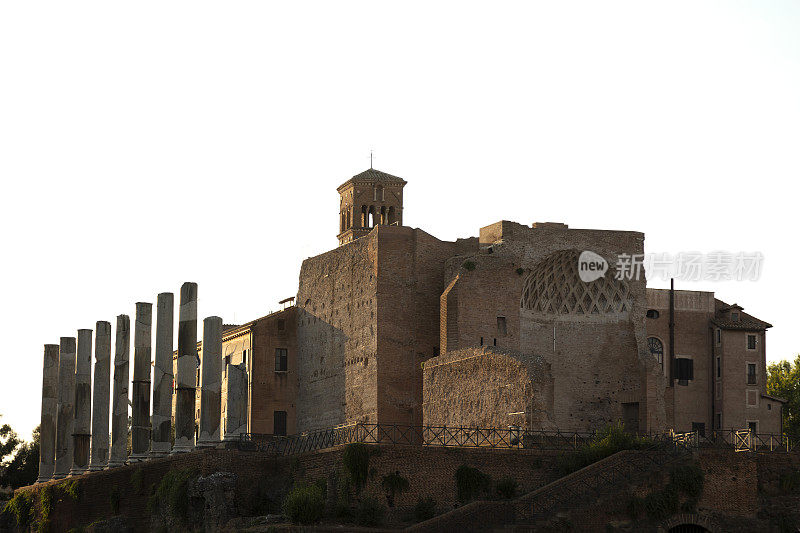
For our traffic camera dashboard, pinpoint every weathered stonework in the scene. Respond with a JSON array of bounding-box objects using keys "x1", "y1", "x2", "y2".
[
  {"x1": 53, "y1": 336, "x2": 76, "y2": 479},
  {"x1": 130, "y1": 302, "x2": 152, "y2": 462},
  {"x1": 109, "y1": 315, "x2": 130, "y2": 468},
  {"x1": 70, "y1": 329, "x2": 93, "y2": 475},
  {"x1": 173, "y1": 282, "x2": 198, "y2": 454},
  {"x1": 89, "y1": 321, "x2": 111, "y2": 471},
  {"x1": 223, "y1": 362, "x2": 248, "y2": 441},
  {"x1": 423, "y1": 346, "x2": 553, "y2": 429},
  {"x1": 198, "y1": 316, "x2": 222, "y2": 447},
  {"x1": 36, "y1": 344, "x2": 59, "y2": 482},
  {"x1": 151, "y1": 293, "x2": 173, "y2": 457}
]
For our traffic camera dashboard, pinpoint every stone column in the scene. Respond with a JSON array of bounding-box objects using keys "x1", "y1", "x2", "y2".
[
  {"x1": 198, "y1": 317, "x2": 222, "y2": 447},
  {"x1": 223, "y1": 362, "x2": 248, "y2": 442},
  {"x1": 89, "y1": 321, "x2": 111, "y2": 471},
  {"x1": 69, "y1": 329, "x2": 93, "y2": 475},
  {"x1": 36, "y1": 344, "x2": 59, "y2": 483},
  {"x1": 151, "y1": 293, "x2": 174, "y2": 457},
  {"x1": 173, "y1": 282, "x2": 198, "y2": 454},
  {"x1": 108, "y1": 315, "x2": 130, "y2": 468},
  {"x1": 53, "y1": 337, "x2": 76, "y2": 479},
  {"x1": 130, "y1": 302, "x2": 152, "y2": 462}
]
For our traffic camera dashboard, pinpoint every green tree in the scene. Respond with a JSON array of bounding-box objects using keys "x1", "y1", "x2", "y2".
[
  {"x1": 767, "y1": 355, "x2": 800, "y2": 439},
  {"x1": 0, "y1": 425, "x2": 39, "y2": 490}
]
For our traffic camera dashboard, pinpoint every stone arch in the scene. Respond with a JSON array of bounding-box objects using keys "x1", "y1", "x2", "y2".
[
  {"x1": 520, "y1": 249, "x2": 632, "y2": 315},
  {"x1": 368, "y1": 205, "x2": 376, "y2": 227},
  {"x1": 380, "y1": 205, "x2": 386, "y2": 225},
  {"x1": 388, "y1": 205, "x2": 396, "y2": 224},
  {"x1": 361, "y1": 205, "x2": 367, "y2": 227},
  {"x1": 660, "y1": 514, "x2": 715, "y2": 532}
]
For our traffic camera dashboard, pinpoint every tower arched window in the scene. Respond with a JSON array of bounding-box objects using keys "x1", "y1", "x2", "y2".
[
  {"x1": 361, "y1": 205, "x2": 368, "y2": 227},
  {"x1": 388, "y1": 206, "x2": 396, "y2": 225},
  {"x1": 380, "y1": 206, "x2": 386, "y2": 225},
  {"x1": 368, "y1": 205, "x2": 376, "y2": 227},
  {"x1": 346, "y1": 211, "x2": 351, "y2": 229}
]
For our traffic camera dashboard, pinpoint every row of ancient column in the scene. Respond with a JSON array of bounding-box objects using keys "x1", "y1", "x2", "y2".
[{"x1": 36, "y1": 282, "x2": 249, "y2": 482}]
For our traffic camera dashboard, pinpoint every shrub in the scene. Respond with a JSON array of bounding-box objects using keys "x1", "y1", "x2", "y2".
[
  {"x1": 60, "y1": 479, "x2": 80, "y2": 501},
  {"x1": 109, "y1": 487, "x2": 120, "y2": 514},
  {"x1": 414, "y1": 496, "x2": 437, "y2": 522},
  {"x1": 455, "y1": 464, "x2": 491, "y2": 503},
  {"x1": 282, "y1": 483, "x2": 324, "y2": 525},
  {"x1": 343, "y1": 443, "x2": 371, "y2": 493},
  {"x1": 2, "y1": 490, "x2": 35, "y2": 528},
  {"x1": 558, "y1": 421, "x2": 651, "y2": 475},
  {"x1": 638, "y1": 460, "x2": 705, "y2": 522},
  {"x1": 131, "y1": 468, "x2": 143, "y2": 494},
  {"x1": 355, "y1": 497, "x2": 385, "y2": 527},
  {"x1": 670, "y1": 464, "x2": 704, "y2": 499},
  {"x1": 381, "y1": 471, "x2": 410, "y2": 507},
  {"x1": 148, "y1": 468, "x2": 198, "y2": 523},
  {"x1": 779, "y1": 468, "x2": 800, "y2": 494},
  {"x1": 495, "y1": 477, "x2": 518, "y2": 499},
  {"x1": 462, "y1": 261, "x2": 476, "y2": 271}
]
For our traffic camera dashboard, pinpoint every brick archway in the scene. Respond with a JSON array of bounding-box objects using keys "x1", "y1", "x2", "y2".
[{"x1": 660, "y1": 514, "x2": 715, "y2": 533}]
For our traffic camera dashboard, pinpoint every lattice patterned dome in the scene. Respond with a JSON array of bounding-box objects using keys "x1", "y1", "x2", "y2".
[{"x1": 520, "y1": 250, "x2": 632, "y2": 314}]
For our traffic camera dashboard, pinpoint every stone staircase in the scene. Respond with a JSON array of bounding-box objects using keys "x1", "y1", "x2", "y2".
[{"x1": 407, "y1": 445, "x2": 691, "y2": 532}]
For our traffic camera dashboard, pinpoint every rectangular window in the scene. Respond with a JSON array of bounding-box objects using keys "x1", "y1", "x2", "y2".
[
  {"x1": 242, "y1": 349, "x2": 248, "y2": 365},
  {"x1": 275, "y1": 348, "x2": 288, "y2": 372},
  {"x1": 274, "y1": 410, "x2": 287, "y2": 436},
  {"x1": 748, "y1": 421, "x2": 758, "y2": 434},
  {"x1": 716, "y1": 357, "x2": 721, "y2": 379},
  {"x1": 277, "y1": 319, "x2": 285, "y2": 331},
  {"x1": 480, "y1": 337, "x2": 484, "y2": 346},
  {"x1": 716, "y1": 413, "x2": 722, "y2": 429},
  {"x1": 747, "y1": 363, "x2": 757, "y2": 385},
  {"x1": 716, "y1": 329, "x2": 721, "y2": 346},
  {"x1": 747, "y1": 389, "x2": 758, "y2": 407},
  {"x1": 747, "y1": 334, "x2": 757, "y2": 350},
  {"x1": 732, "y1": 312, "x2": 740, "y2": 321},
  {"x1": 691, "y1": 422, "x2": 706, "y2": 437},
  {"x1": 676, "y1": 357, "x2": 694, "y2": 383},
  {"x1": 497, "y1": 316, "x2": 507, "y2": 335}
]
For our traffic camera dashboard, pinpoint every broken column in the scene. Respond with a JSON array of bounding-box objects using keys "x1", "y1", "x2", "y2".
[
  {"x1": 150, "y1": 293, "x2": 174, "y2": 457},
  {"x1": 53, "y1": 337, "x2": 76, "y2": 479},
  {"x1": 130, "y1": 302, "x2": 152, "y2": 462},
  {"x1": 36, "y1": 344, "x2": 59, "y2": 483},
  {"x1": 108, "y1": 315, "x2": 130, "y2": 468},
  {"x1": 89, "y1": 321, "x2": 111, "y2": 471},
  {"x1": 173, "y1": 282, "x2": 198, "y2": 454},
  {"x1": 223, "y1": 362, "x2": 248, "y2": 442},
  {"x1": 198, "y1": 316, "x2": 222, "y2": 447},
  {"x1": 70, "y1": 329, "x2": 93, "y2": 475}
]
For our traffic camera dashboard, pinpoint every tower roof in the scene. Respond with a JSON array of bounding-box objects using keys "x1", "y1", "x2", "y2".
[{"x1": 338, "y1": 168, "x2": 407, "y2": 191}]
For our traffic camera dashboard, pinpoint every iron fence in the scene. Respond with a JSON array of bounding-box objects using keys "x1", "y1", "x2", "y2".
[{"x1": 237, "y1": 423, "x2": 710, "y2": 456}]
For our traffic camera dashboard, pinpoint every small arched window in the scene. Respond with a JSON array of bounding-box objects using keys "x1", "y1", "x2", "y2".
[
  {"x1": 647, "y1": 337, "x2": 664, "y2": 368},
  {"x1": 646, "y1": 309, "x2": 660, "y2": 319}
]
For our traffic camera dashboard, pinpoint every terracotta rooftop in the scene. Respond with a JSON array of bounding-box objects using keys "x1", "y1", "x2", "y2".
[
  {"x1": 712, "y1": 299, "x2": 772, "y2": 330},
  {"x1": 338, "y1": 168, "x2": 407, "y2": 190}
]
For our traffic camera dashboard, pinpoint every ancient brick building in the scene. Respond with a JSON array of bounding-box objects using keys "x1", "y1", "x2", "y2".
[{"x1": 204, "y1": 168, "x2": 783, "y2": 436}]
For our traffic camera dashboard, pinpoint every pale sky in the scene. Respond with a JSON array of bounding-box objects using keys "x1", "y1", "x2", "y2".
[{"x1": 1, "y1": 2, "x2": 798, "y2": 439}]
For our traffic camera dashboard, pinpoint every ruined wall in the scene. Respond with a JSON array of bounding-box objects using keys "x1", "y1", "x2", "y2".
[
  {"x1": 423, "y1": 347, "x2": 553, "y2": 429},
  {"x1": 376, "y1": 226, "x2": 467, "y2": 426},
  {"x1": 443, "y1": 222, "x2": 664, "y2": 432},
  {"x1": 296, "y1": 233, "x2": 379, "y2": 432}
]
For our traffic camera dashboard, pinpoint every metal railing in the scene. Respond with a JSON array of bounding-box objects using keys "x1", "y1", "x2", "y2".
[{"x1": 238, "y1": 423, "x2": 798, "y2": 456}]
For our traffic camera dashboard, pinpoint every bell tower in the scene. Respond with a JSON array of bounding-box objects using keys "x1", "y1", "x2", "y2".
[{"x1": 337, "y1": 168, "x2": 407, "y2": 246}]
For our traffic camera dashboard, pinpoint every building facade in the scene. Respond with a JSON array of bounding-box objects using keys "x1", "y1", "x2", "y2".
[{"x1": 200, "y1": 168, "x2": 783, "y2": 437}]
